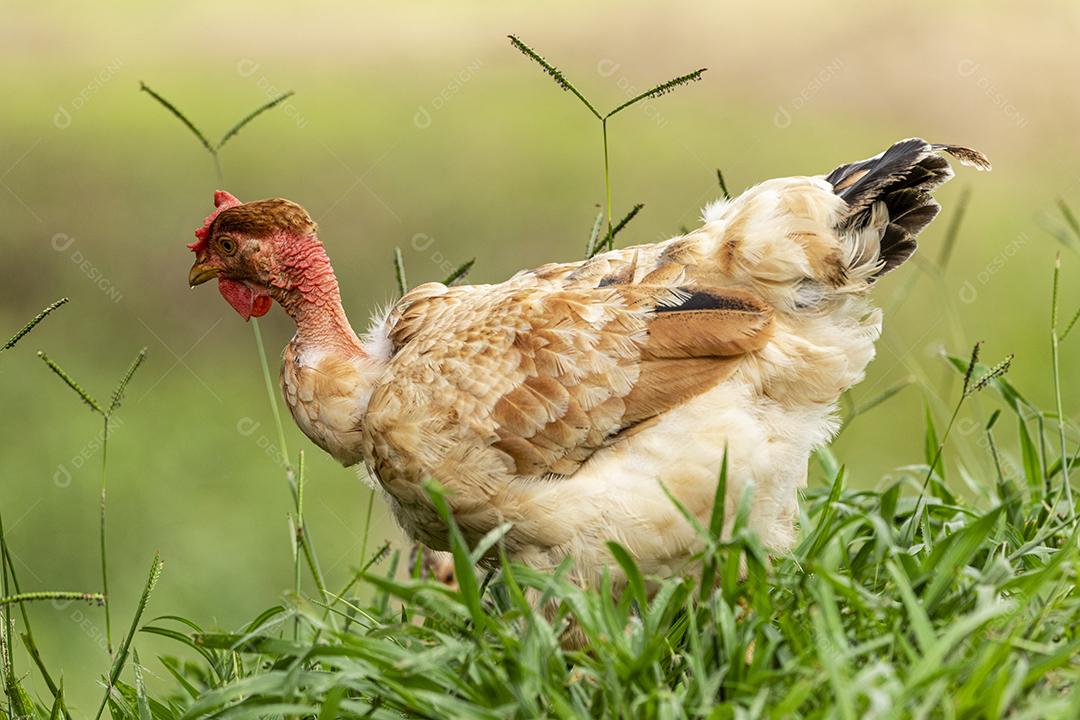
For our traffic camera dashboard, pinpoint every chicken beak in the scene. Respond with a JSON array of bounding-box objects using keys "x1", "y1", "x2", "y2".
[{"x1": 188, "y1": 263, "x2": 220, "y2": 287}]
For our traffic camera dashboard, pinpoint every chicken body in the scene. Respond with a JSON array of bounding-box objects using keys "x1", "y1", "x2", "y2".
[{"x1": 189, "y1": 138, "x2": 988, "y2": 584}]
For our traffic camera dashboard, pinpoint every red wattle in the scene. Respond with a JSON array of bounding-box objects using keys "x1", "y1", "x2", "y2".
[
  {"x1": 251, "y1": 294, "x2": 273, "y2": 318},
  {"x1": 217, "y1": 278, "x2": 272, "y2": 321}
]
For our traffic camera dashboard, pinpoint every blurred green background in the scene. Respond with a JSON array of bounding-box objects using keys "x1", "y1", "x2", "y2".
[{"x1": 2, "y1": 0, "x2": 1079, "y2": 710}]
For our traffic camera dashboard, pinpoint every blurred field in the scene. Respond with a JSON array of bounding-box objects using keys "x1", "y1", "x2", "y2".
[{"x1": 2, "y1": 0, "x2": 1080, "y2": 710}]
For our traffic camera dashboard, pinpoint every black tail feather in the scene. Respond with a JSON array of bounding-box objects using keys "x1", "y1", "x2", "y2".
[{"x1": 826, "y1": 138, "x2": 989, "y2": 279}]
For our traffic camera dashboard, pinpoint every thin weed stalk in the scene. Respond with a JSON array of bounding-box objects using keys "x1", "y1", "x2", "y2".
[
  {"x1": 0, "y1": 592, "x2": 105, "y2": 608},
  {"x1": 140, "y1": 82, "x2": 294, "y2": 183},
  {"x1": 0, "y1": 515, "x2": 18, "y2": 719},
  {"x1": 716, "y1": 169, "x2": 731, "y2": 200},
  {"x1": 99, "y1": 413, "x2": 111, "y2": 650},
  {"x1": 36, "y1": 348, "x2": 146, "y2": 653},
  {"x1": 1050, "y1": 255, "x2": 1075, "y2": 513},
  {"x1": 251, "y1": 320, "x2": 293, "y2": 484},
  {"x1": 292, "y1": 451, "x2": 305, "y2": 641},
  {"x1": 903, "y1": 342, "x2": 1013, "y2": 544},
  {"x1": 94, "y1": 554, "x2": 163, "y2": 720},
  {"x1": 1, "y1": 298, "x2": 68, "y2": 353},
  {"x1": 508, "y1": 35, "x2": 704, "y2": 254},
  {"x1": 0, "y1": 530, "x2": 63, "y2": 709},
  {"x1": 251, "y1": 321, "x2": 330, "y2": 607}
]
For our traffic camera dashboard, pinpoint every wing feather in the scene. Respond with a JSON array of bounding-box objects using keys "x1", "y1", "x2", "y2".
[{"x1": 365, "y1": 278, "x2": 773, "y2": 492}]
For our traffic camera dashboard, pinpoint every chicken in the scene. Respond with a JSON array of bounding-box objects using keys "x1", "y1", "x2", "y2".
[{"x1": 187, "y1": 138, "x2": 988, "y2": 583}]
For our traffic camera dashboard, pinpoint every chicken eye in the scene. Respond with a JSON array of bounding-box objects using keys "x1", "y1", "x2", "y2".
[{"x1": 217, "y1": 236, "x2": 238, "y2": 256}]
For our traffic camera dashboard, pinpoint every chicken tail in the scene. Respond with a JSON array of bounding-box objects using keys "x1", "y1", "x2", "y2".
[{"x1": 827, "y1": 138, "x2": 990, "y2": 281}]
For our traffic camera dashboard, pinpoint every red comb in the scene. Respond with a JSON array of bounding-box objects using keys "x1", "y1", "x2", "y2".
[{"x1": 188, "y1": 190, "x2": 243, "y2": 253}]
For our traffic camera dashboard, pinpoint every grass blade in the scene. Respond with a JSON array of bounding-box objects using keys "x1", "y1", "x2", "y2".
[
  {"x1": 700, "y1": 452, "x2": 729, "y2": 598},
  {"x1": 921, "y1": 507, "x2": 1003, "y2": 611},
  {"x1": 139, "y1": 82, "x2": 215, "y2": 154},
  {"x1": 584, "y1": 206, "x2": 604, "y2": 258},
  {"x1": 716, "y1": 168, "x2": 731, "y2": 200},
  {"x1": 109, "y1": 347, "x2": 148, "y2": 415},
  {"x1": 47, "y1": 682, "x2": 64, "y2": 720},
  {"x1": 442, "y1": 259, "x2": 476, "y2": 286},
  {"x1": 132, "y1": 649, "x2": 152, "y2": 720},
  {"x1": 507, "y1": 35, "x2": 601, "y2": 119},
  {"x1": 968, "y1": 354, "x2": 1013, "y2": 396},
  {"x1": 394, "y1": 247, "x2": 408, "y2": 297},
  {"x1": 937, "y1": 185, "x2": 971, "y2": 270},
  {"x1": 95, "y1": 553, "x2": 163, "y2": 720},
  {"x1": 606, "y1": 542, "x2": 647, "y2": 609},
  {"x1": 0, "y1": 591, "x2": 104, "y2": 607},
  {"x1": 423, "y1": 480, "x2": 485, "y2": 629},
  {"x1": 37, "y1": 351, "x2": 104, "y2": 415},
  {"x1": 796, "y1": 466, "x2": 846, "y2": 560},
  {"x1": 1, "y1": 510, "x2": 64, "y2": 708},
  {"x1": 216, "y1": 91, "x2": 295, "y2": 150},
  {"x1": 946, "y1": 353, "x2": 1027, "y2": 413},
  {"x1": 608, "y1": 203, "x2": 644, "y2": 245},
  {"x1": 2, "y1": 298, "x2": 67, "y2": 352},
  {"x1": 1061, "y1": 303, "x2": 1080, "y2": 341},
  {"x1": 605, "y1": 68, "x2": 706, "y2": 118},
  {"x1": 843, "y1": 377, "x2": 914, "y2": 429},
  {"x1": 923, "y1": 400, "x2": 944, "y2": 484},
  {"x1": 1057, "y1": 197, "x2": 1080, "y2": 246}
]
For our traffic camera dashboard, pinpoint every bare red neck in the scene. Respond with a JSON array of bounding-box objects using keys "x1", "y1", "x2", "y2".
[{"x1": 267, "y1": 232, "x2": 364, "y2": 354}]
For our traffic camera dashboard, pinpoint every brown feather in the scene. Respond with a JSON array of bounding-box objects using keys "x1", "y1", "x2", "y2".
[
  {"x1": 643, "y1": 292, "x2": 772, "y2": 359},
  {"x1": 622, "y1": 358, "x2": 738, "y2": 425}
]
